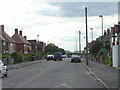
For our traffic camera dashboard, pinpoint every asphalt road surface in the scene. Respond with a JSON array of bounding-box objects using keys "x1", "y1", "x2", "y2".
[{"x1": 2, "y1": 58, "x2": 104, "y2": 88}]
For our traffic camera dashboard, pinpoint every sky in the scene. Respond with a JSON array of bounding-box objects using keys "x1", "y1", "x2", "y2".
[{"x1": 0, "y1": 0, "x2": 119, "y2": 52}]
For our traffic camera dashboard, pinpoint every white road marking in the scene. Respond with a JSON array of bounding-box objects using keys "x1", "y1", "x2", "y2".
[{"x1": 61, "y1": 83, "x2": 72, "y2": 88}]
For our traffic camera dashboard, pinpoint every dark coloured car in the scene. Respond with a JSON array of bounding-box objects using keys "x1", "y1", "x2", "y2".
[
  {"x1": 47, "y1": 55, "x2": 54, "y2": 61},
  {"x1": 54, "y1": 52, "x2": 62, "y2": 61},
  {"x1": 71, "y1": 55, "x2": 81, "y2": 63}
]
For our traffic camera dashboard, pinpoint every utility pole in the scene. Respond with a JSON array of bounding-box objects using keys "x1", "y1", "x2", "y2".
[
  {"x1": 90, "y1": 28, "x2": 93, "y2": 42},
  {"x1": 37, "y1": 35, "x2": 39, "y2": 42},
  {"x1": 85, "y1": 7, "x2": 88, "y2": 65},
  {"x1": 79, "y1": 31, "x2": 81, "y2": 54},
  {"x1": 99, "y1": 15, "x2": 104, "y2": 47},
  {"x1": 76, "y1": 40, "x2": 77, "y2": 52}
]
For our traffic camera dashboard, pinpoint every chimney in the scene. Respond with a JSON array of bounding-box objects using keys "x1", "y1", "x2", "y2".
[
  {"x1": 104, "y1": 30, "x2": 106, "y2": 35},
  {"x1": 0, "y1": 25, "x2": 4, "y2": 31},
  {"x1": 107, "y1": 28, "x2": 110, "y2": 35},
  {"x1": 118, "y1": 21, "x2": 120, "y2": 24},
  {"x1": 24, "y1": 36, "x2": 27, "y2": 39},
  {"x1": 111, "y1": 27, "x2": 115, "y2": 34},
  {"x1": 15, "y1": 28, "x2": 18, "y2": 34},
  {"x1": 19, "y1": 30, "x2": 22, "y2": 36}
]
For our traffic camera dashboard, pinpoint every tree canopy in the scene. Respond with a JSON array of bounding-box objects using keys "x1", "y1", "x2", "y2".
[
  {"x1": 44, "y1": 43, "x2": 65, "y2": 55},
  {"x1": 89, "y1": 40, "x2": 103, "y2": 56}
]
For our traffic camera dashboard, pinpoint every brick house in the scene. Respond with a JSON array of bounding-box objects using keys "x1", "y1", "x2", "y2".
[
  {"x1": 39, "y1": 41, "x2": 46, "y2": 52},
  {"x1": 0, "y1": 25, "x2": 16, "y2": 54},
  {"x1": 110, "y1": 22, "x2": 120, "y2": 48},
  {"x1": 103, "y1": 28, "x2": 110, "y2": 50},
  {"x1": 28, "y1": 40, "x2": 46, "y2": 53},
  {"x1": 12, "y1": 28, "x2": 32, "y2": 53},
  {"x1": 0, "y1": 32, "x2": 7, "y2": 53},
  {"x1": 28, "y1": 40, "x2": 38, "y2": 53}
]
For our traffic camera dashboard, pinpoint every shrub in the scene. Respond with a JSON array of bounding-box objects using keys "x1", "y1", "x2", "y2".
[
  {"x1": 108, "y1": 56, "x2": 112, "y2": 66},
  {"x1": 2, "y1": 53, "x2": 11, "y2": 58},
  {"x1": 11, "y1": 52, "x2": 21, "y2": 63}
]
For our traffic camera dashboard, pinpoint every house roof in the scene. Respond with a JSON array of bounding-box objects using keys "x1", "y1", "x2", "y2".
[
  {"x1": 28, "y1": 40, "x2": 37, "y2": 46},
  {"x1": 0, "y1": 33, "x2": 6, "y2": 41},
  {"x1": 104, "y1": 35, "x2": 110, "y2": 42},
  {"x1": 0, "y1": 30, "x2": 15, "y2": 43},
  {"x1": 12, "y1": 33, "x2": 31, "y2": 44}
]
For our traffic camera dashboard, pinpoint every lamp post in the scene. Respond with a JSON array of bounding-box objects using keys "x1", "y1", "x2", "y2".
[
  {"x1": 79, "y1": 31, "x2": 81, "y2": 54},
  {"x1": 99, "y1": 15, "x2": 104, "y2": 47},
  {"x1": 85, "y1": 7, "x2": 88, "y2": 65},
  {"x1": 37, "y1": 35, "x2": 39, "y2": 42},
  {"x1": 90, "y1": 28, "x2": 93, "y2": 42}
]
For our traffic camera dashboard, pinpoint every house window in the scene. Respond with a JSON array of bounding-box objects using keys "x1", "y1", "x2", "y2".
[
  {"x1": 11, "y1": 43, "x2": 13, "y2": 46},
  {"x1": 30, "y1": 46, "x2": 31, "y2": 50},
  {"x1": 3, "y1": 41, "x2": 6, "y2": 45}
]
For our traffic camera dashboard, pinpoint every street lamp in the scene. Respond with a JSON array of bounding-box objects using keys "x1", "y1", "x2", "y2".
[
  {"x1": 99, "y1": 15, "x2": 104, "y2": 47},
  {"x1": 90, "y1": 28, "x2": 93, "y2": 42},
  {"x1": 79, "y1": 31, "x2": 81, "y2": 54},
  {"x1": 37, "y1": 35, "x2": 39, "y2": 41}
]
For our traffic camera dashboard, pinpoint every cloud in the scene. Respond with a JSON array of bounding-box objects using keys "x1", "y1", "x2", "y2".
[
  {"x1": 0, "y1": 1, "x2": 118, "y2": 51},
  {"x1": 34, "y1": 2, "x2": 118, "y2": 18}
]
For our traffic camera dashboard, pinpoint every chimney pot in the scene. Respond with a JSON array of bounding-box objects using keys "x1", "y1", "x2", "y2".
[
  {"x1": 118, "y1": 21, "x2": 120, "y2": 24},
  {"x1": 104, "y1": 30, "x2": 106, "y2": 35},
  {"x1": 15, "y1": 28, "x2": 18, "y2": 34},
  {"x1": 24, "y1": 36, "x2": 27, "y2": 39},
  {"x1": 1, "y1": 25, "x2": 4, "y2": 31},
  {"x1": 107, "y1": 28, "x2": 110, "y2": 35},
  {"x1": 19, "y1": 30, "x2": 22, "y2": 36}
]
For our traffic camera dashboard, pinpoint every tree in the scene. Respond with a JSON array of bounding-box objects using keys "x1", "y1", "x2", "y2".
[
  {"x1": 44, "y1": 43, "x2": 65, "y2": 54},
  {"x1": 58, "y1": 48, "x2": 65, "y2": 55},
  {"x1": 89, "y1": 40, "x2": 103, "y2": 56}
]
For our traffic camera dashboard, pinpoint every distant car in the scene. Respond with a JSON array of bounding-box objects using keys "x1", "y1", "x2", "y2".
[
  {"x1": 71, "y1": 55, "x2": 81, "y2": 63},
  {"x1": 0, "y1": 60, "x2": 8, "y2": 77},
  {"x1": 62, "y1": 54, "x2": 67, "y2": 58},
  {"x1": 47, "y1": 55, "x2": 54, "y2": 61},
  {"x1": 54, "y1": 52, "x2": 62, "y2": 61}
]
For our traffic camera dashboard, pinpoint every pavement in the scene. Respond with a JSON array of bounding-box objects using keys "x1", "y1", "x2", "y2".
[
  {"x1": 2, "y1": 58, "x2": 105, "y2": 88},
  {"x1": 7, "y1": 60, "x2": 46, "y2": 71},
  {"x1": 81, "y1": 58, "x2": 119, "y2": 89}
]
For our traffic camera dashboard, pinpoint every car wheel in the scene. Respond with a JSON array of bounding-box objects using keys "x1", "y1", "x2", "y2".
[
  {"x1": 54, "y1": 59, "x2": 56, "y2": 61},
  {"x1": 61, "y1": 59, "x2": 62, "y2": 61},
  {"x1": 4, "y1": 71, "x2": 7, "y2": 77}
]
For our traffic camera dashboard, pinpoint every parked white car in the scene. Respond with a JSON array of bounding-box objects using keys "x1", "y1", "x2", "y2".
[
  {"x1": 0, "y1": 60, "x2": 8, "y2": 77},
  {"x1": 62, "y1": 54, "x2": 67, "y2": 58}
]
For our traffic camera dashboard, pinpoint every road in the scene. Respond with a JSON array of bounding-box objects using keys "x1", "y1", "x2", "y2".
[{"x1": 2, "y1": 58, "x2": 104, "y2": 88}]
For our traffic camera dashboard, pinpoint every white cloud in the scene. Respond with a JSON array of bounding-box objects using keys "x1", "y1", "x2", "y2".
[{"x1": 0, "y1": 1, "x2": 118, "y2": 52}]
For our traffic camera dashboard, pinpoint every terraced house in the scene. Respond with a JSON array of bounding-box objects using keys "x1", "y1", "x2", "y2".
[
  {"x1": 12, "y1": 28, "x2": 32, "y2": 53},
  {"x1": 0, "y1": 25, "x2": 16, "y2": 54}
]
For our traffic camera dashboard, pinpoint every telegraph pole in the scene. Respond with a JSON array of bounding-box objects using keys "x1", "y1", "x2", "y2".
[
  {"x1": 90, "y1": 28, "x2": 93, "y2": 42},
  {"x1": 76, "y1": 40, "x2": 77, "y2": 52},
  {"x1": 37, "y1": 35, "x2": 39, "y2": 42},
  {"x1": 79, "y1": 31, "x2": 81, "y2": 54},
  {"x1": 85, "y1": 7, "x2": 88, "y2": 65}
]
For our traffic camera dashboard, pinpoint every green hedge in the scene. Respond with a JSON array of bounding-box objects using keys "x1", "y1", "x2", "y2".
[{"x1": 11, "y1": 52, "x2": 43, "y2": 64}]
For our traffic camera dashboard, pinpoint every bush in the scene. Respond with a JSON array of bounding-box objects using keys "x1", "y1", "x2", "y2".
[
  {"x1": 34, "y1": 52, "x2": 43, "y2": 60},
  {"x1": 103, "y1": 58, "x2": 108, "y2": 64},
  {"x1": 97, "y1": 50, "x2": 103, "y2": 57},
  {"x1": 108, "y1": 56, "x2": 112, "y2": 66},
  {"x1": 2, "y1": 53, "x2": 11, "y2": 58},
  {"x1": 11, "y1": 52, "x2": 21, "y2": 63}
]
